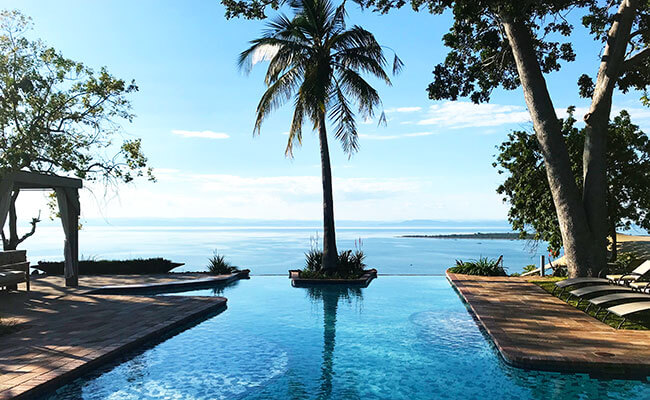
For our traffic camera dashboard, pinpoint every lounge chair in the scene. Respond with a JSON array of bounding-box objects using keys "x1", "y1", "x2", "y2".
[
  {"x1": 606, "y1": 260, "x2": 650, "y2": 285},
  {"x1": 566, "y1": 284, "x2": 632, "y2": 303},
  {"x1": 584, "y1": 292, "x2": 650, "y2": 315},
  {"x1": 629, "y1": 281, "x2": 650, "y2": 293},
  {"x1": 0, "y1": 250, "x2": 30, "y2": 292},
  {"x1": 602, "y1": 301, "x2": 650, "y2": 329},
  {"x1": 553, "y1": 277, "x2": 609, "y2": 296}
]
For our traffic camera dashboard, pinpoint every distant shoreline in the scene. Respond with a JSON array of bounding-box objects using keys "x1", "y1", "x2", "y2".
[{"x1": 401, "y1": 232, "x2": 531, "y2": 240}]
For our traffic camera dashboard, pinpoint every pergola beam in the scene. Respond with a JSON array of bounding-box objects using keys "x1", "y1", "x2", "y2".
[{"x1": 6, "y1": 171, "x2": 82, "y2": 189}]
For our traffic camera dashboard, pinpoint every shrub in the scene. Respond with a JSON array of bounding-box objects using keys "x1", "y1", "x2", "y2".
[
  {"x1": 207, "y1": 251, "x2": 239, "y2": 275},
  {"x1": 36, "y1": 258, "x2": 182, "y2": 275},
  {"x1": 448, "y1": 257, "x2": 507, "y2": 276},
  {"x1": 300, "y1": 248, "x2": 366, "y2": 279},
  {"x1": 615, "y1": 252, "x2": 639, "y2": 271},
  {"x1": 523, "y1": 264, "x2": 537, "y2": 273}
]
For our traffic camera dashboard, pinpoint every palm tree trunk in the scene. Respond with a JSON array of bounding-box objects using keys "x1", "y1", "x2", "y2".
[
  {"x1": 583, "y1": 0, "x2": 639, "y2": 276},
  {"x1": 318, "y1": 110, "x2": 338, "y2": 273},
  {"x1": 501, "y1": 17, "x2": 594, "y2": 277}
]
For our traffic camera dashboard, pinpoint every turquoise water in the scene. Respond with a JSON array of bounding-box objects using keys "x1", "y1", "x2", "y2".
[
  {"x1": 48, "y1": 277, "x2": 648, "y2": 400},
  {"x1": 27, "y1": 224, "x2": 545, "y2": 275}
]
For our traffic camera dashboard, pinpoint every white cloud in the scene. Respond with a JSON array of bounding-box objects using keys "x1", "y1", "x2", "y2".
[
  {"x1": 386, "y1": 106, "x2": 422, "y2": 113},
  {"x1": 359, "y1": 134, "x2": 402, "y2": 140},
  {"x1": 403, "y1": 131, "x2": 438, "y2": 137},
  {"x1": 171, "y1": 130, "x2": 230, "y2": 139},
  {"x1": 360, "y1": 118, "x2": 374, "y2": 125},
  {"x1": 417, "y1": 101, "x2": 531, "y2": 128},
  {"x1": 557, "y1": 106, "x2": 650, "y2": 122},
  {"x1": 359, "y1": 131, "x2": 437, "y2": 140},
  {"x1": 11, "y1": 169, "x2": 508, "y2": 225}
]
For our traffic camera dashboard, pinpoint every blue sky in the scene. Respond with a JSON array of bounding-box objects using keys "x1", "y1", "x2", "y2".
[{"x1": 6, "y1": 0, "x2": 650, "y2": 222}]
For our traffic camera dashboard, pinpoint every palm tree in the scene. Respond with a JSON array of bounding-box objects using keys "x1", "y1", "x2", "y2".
[{"x1": 240, "y1": 0, "x2": 401, "y2": 273}]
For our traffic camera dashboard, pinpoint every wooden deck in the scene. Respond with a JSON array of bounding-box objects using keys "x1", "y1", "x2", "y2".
[
  {"x1": 0, "y1": 275, "x2": 229, "y2": 399},
  {"x1": 447, "y1": 272, "x2": 650, "y2": 375}
]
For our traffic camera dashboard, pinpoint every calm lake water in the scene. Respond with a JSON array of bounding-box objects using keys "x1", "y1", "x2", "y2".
[{"x1": 26, "y1": 223, "x2": 546, "y2": 275}]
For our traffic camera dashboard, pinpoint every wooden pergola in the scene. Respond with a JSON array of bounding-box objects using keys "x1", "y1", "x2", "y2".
[{"x1": 0, "y1": 171, "x2": 82, "y2": 287}]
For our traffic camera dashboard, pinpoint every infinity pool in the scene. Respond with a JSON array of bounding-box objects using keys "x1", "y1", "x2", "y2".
[{"x1": 48, "y1": 277, "x2": 648, "y2": 399}]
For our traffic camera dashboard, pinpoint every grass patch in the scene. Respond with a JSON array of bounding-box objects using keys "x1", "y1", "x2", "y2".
[
  {"x1": 0, "y1": 317, "x2": 19, "y2": 337},
  {"x1": 532, "y1": 279, "x2": 650, "y2": 330}
]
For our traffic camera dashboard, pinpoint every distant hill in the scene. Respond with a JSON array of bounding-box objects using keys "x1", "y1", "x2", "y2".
[{"x1": 402, "y1": 232, "x2": 532, "y2": 240}]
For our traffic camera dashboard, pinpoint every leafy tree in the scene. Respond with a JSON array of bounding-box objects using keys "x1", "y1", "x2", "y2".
[
  {"x1": 362, "y1": 0, "x2": 647, "y2": 277},
  {"x1": 495, "y1": 107, "x2": 650, "y2": 261},
  {"x1": 239, "y1": 0, "x2": 401, "y2": 273},
  {"x1": 0, "y1": 10, "x2": 153, "y2": 250}
]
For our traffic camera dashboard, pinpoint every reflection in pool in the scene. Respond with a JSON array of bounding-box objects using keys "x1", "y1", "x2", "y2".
[{"x1": 47, "y1": 277, "x2": 649, "y2": 400}]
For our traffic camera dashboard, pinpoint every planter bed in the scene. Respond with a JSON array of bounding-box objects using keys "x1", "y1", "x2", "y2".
[
  {"x1": 87, "y1": 270, "x2": 250, "y2": 295},
  {"x1": 288, "y1": 268, "x2": 377, "y2": 288}
]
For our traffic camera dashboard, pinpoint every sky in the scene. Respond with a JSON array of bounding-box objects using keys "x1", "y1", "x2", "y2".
[{"x1": 4, "y1": 0, "x2": 650, "y2": 224}]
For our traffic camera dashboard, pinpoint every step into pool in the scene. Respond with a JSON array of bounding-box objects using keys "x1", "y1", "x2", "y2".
[{"x1": 46, "y1": 277, "x2": 649, "y2": 399}]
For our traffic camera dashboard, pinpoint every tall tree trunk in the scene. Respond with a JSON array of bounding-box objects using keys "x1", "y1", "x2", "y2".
[
  {"x1": 583, "y1": 0, "x2": 639, "y2": 276},
  {"x1": 318, "y1": 111, "x2": 338, "y2": 273},
  {"x1": 3, "y1": 191, "x2": 21, "y2": 250},
  {"x1": 1, "y1": 190, "x2": 41, "y2": 251},
  {"x1": 501, "y1": 17, "x2": 594, "y2": 277}
]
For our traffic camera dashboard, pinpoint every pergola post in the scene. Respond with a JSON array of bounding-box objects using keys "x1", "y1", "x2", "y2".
[{"x1": 56, "y1": 187, "x2": 80, "y2": 287}]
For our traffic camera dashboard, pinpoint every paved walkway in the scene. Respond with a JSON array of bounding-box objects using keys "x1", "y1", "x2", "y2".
[
  {"x1": 447, "y1": 272, "x2": 650, "y2": 375},
  {"x1": 0, "y1": 275, "x2": 229, "y2": 399}
]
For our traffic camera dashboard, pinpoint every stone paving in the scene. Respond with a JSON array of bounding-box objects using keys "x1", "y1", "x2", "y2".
[
  {"x1": 0, "y1": 275, "x2": 228, "y2": 399},
  {"x1": 447, "y1": 272, "x2": 650, "y2": 375}
]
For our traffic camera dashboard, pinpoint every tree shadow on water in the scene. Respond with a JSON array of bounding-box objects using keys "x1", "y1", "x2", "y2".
[{"x1": 304, "y1": 286, "x2": 363, "y2": 400}]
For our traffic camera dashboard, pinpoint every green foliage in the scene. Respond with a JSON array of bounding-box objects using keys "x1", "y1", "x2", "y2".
[
  {"x1": 0, "y1": 10, "x2": 154, "y2": 184},
  {"x1": 222, "y1": 0, "x2": 281, "y2": 19},
  {"x1": 300, "y1": 248, "x2": 367, "y2": 279},
  {"x1": 614, "y1": 251, "x2": 640, "y2": 272},
  {"x1": 238, "y1": 0, "x2": 401, "y2": 157},
  {"x1": 448, "y1": 257, "x2": 507, "y2": 277},
  {"x1": 523, "y1": 264, "x2": 537, "y2": 273},
  {"x1": 494, "y1": 108, "x2": 650, "y2": 253},
  {"x1": 348, "y1": 1, "x2": 650, "y2": 107},
  {"x1": 207, "y1": 251, "x2": 239, "y2": 275},
  {"x1": 35, "y1": 258, "x2": 180, "y2": 275}
]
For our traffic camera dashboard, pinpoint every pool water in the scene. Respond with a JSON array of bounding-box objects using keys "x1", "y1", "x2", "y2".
[{"x1": 48, "y1": 277, "x2": 648, "y2": 399}]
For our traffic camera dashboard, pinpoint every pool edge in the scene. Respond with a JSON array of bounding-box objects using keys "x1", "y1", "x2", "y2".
[{"x1": 446, "y1": 271, "x2": 650, "y2": 378}]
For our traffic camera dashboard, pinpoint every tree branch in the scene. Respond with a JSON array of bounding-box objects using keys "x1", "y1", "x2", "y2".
[
  {"x1": 16, "y1": 210, "x2": 41, "y2": 246},
  {"x1": 622, "y1": 47, "x2": 650, "y2": 71}
]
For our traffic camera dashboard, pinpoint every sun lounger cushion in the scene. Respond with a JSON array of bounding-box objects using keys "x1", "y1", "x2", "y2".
[
  {"x1": 606, "y1": 301, "x2": 650, "y2": 318},
  {"x1": 0, "y1": 271, "x2": 25, "y2": 285},
  {"x1": 588, "y1": 293, "x2": 650, "y2": 307},
  {"x1": 554, "y1": 277, "x2": 609, "y2": 289},
  {"x1": 569, "y1": 285, "x2": 632, "y2": 298},
  {"x1": 607, "y1": 260, "x2": 650, "y2": 284}
]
